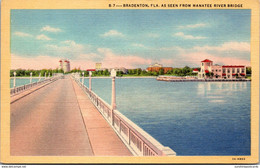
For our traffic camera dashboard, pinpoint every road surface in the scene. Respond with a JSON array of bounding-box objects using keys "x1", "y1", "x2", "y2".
[{"x1": 11, "y1": 76, "x2": 131, "y2": 156}]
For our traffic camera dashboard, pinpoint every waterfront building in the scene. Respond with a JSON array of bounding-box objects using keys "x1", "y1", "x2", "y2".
[
  {"x1": 146, "y1": 67, "x2": 173, "y2": 73},
  {"x1": 149, "y1": 63, "x2": 162, "y2": 68},
  {"x1": 95, "y1": 63, "x2": 102, "y2": 70},
  {"x1": 146, "y1": 66, "x2": 173, "y2": 74},
  {"x1": 198, "y1": 59, "x2": 246, "y2": 79},
  {"x1": 59, "y1": 59, "x2": 71, "y2": 73},
  {"x1": 109, "y1": 67, "x2": 128, "y2": 74},
  {"x1": 87, "y1": 69, "x2": 96, "y2": 71},
  {"x1": 212, "y1": 65, "x2": 224, "y2": 78},
  {"x1": 162, "y1": 67, "x2": 173, "y2": 73},
  {"x1": 193, "y1": 69, "x2": 199, "y2": 73},
  {"x1": 147, "y1": 63, "x2": 173, "y2": 73},
  {"x1": 222, "y1": 65, "x2": 246, "y2": 79},
  {"x1": 59, "y1": 60, "x2": 63, "y2": 70}
]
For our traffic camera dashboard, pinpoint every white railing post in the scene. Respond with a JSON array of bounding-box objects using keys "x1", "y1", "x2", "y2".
[
  {"x1": 111, "y1": 69, "x2": 117, "y2": 125},
  {"x1": 82, "y1": 72, "x2": 85, "y2": 86},
  {"x1": 89, "y1": 71, "x2": 92, "y2": 91},
  {"x1": 13, "y1": 71, "x2": 16, "y2": 88},
  {"x1": 30, "y1": 72, "x2": 32, "y2": 84},
  {"x1": 38, "y1": 73, "x2": 41, "y2": 82},
  {"x1": 111, "y1": 69, "x2": 117, "y2": 110}
]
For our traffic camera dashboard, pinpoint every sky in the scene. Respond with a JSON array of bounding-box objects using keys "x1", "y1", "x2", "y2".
[{"x1": 11, "y1": 9, "x2": 251, "y2": 70}]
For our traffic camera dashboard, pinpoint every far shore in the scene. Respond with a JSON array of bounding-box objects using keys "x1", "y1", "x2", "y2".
[
  {"x1": 81, "y1": 76, "x2": 157, "y2": 79},
  {"x1": 10, "y1": 76, "x2": 158, "y2": 79},
  {"x1": 10, "y1": 77, "x2": 46, "y2": 79},
  {"x1": 10, "y1": 76, "x2": 45, "y2": 79}
]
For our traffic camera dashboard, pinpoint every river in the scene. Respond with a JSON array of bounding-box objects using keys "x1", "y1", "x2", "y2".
[{"x1": 83, "y1": 78, "x2": 250, "y2": 156}]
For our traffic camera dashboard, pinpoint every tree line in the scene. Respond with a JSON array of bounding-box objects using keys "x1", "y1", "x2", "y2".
[
  {"x1": 10, "y1": 66, "x2": 251, "y2": 77},
  {"x1": 10, "y1": 68, "x2": 64, "y2": 77},
  {"x1": 10, "y1": 67, "x2": 198, "y2": 77}
]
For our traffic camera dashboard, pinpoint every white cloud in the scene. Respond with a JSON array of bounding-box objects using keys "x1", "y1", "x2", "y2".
[
  {"x1": 181, "y1": 51, "x2": 250, "y2": 66},
  {"x1": 46, "y1": 40, "x2": 85, "y2": 57},
  {"x1": 101, "y1": 30, "x2": 124, "y2": 37},
  {"x1": 41, "y1": 25, "x2": 62, "y2": 32},
  {"x1": 174, "y1": 32, "x2": 207, "y2": 40},
  {"x1": 155, "y1": 41, "x2": 250, "y2": 67},
  {"x1": 11, "y1": 54, "x2": 60, "y2": 69},
  {"x1": 159, "y1": 46, "x2": 185, "y2": 51},
  {"x1": 178, "y1": 23, "x2": 207, "y2": 29},
  {"x1": 14, "y1": 31, "x2": 33, "y2": 37},
  {"x1": 78, "y1": 53, "x2": 102, "y2": 61},
  {"x1": 60, "y1": 40, "x2": 84, "y2": 49},
  {"x1": 11, "y1": 53, "x2": 98, "y2": 70},
  {"x1": 132, "y1": 43, "x2": 146, "y2": 48},
  {"x1": 36, "y1": 34, "x2": 52, "y2": 41},
  {"x1": 193, "y1": 42, "x2": 250, "y2": 52},
  {"x1": 159, "y1": 59, "x2": 174, "y2": 66},
  {"x1": 97, "y1": 48, "x2": 152, "y2": 68}
]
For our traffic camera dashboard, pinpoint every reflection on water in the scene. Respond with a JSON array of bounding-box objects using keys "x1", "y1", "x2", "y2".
[{"x1": 197, "y1": 82, "x2": 249, "y2": 104}]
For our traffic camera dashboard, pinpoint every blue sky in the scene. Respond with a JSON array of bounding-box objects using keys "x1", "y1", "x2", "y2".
[{"x1": 11, "y1": 9, "x2": 251, "y2": 69}]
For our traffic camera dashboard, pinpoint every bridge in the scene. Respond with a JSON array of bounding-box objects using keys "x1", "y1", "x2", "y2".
[{"x1": 10, "y1": 75, "x2": 176, "y2": 156}]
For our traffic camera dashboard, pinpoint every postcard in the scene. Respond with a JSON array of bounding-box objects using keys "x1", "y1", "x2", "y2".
[{"x1": 1, "y1": 0, "x2": 259, "y2": 164}]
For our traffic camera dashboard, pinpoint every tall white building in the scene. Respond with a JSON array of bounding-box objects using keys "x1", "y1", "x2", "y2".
[{"x1": 59, "y1": 59, "x2": 71, "y2": 73}]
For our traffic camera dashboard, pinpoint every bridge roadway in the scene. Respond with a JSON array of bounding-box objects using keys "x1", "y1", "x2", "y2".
[{"x1": 10, "y1": 75, "x2": 132, "y2": 156}]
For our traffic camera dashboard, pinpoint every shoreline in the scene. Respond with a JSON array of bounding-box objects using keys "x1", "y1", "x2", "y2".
[
  {"x1": 79, "y1": 76, "x2": 157, "y2": 79},
  {"x1": 10, "y1": 77, "x2": 46, "y2": 79},
  {"x1": 157, "y1": 79, "x2": 251, "y2": 82},
  {"x1": 11, "y1": 76, "x2": 251, "y2": 82}
]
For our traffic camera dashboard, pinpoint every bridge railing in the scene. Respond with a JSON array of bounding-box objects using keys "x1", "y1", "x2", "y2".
[
  {"x1": 72, "y1": 75, "x2": 176, "y2": 156},
  {"x1": 10, "y1": 76, "x2": 62, "y2": 95}
]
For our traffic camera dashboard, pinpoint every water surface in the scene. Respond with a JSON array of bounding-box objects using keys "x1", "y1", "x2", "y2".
[
  {"x1": 10, "y1": 78, "x2": 45, "y2": 88},
  {"x1": 83, "y1": 78, "x2": 250, "y2": 156}
]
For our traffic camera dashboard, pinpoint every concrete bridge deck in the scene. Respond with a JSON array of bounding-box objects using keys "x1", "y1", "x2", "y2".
[{"x1": 10, "y1": 76, "x2": 132, "y2": 156}]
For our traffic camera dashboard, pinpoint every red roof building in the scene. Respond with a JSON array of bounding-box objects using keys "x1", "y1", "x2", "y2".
[
  {"x1": 87, "y1": 69, "x2": 96, "y2": 71},
  {"x1": 201, "y1": 59, "x2": 213, "y2": 63},
  {"x1": 146, "y1": 67, "x2": 173, "y2": 73},
  {"x1": 198, "y1": 59, "x2": 247, "y2": 79},
  {"x1": 193, "y1": 69, "x2": 199, "y2": 73},
  {"x1": 222, "y1": 65, "x2": 245, "y2": 68}
]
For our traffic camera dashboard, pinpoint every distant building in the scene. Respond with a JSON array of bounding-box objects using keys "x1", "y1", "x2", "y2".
[
  {"x1": 86, "y1": 69, "x2": 96, "y2": 72},
  {"x1": 59, "y1": 59, "x2": 70, "y2": 73},
  {"x1": 198, "y1": 59, "x2": 246, "y2": 79},
  {"x1": 149, "y1": 63, "x2": 162, "y2": 68},
  {"x1": 147, "y1": 63, "x2": 173, "y2": 73},
  {"x1": 193, "y1": 69, "x2": 199, "y2": 73},
  {"x1": 109, "y1": 67, "x2": 128, "y2": 74},
  {"x1": 59, "y1": 60, "x2": 63, "y2": 70},
  {"x1": 96, "y1": 63, "x2": 102, "y2": 70}
]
